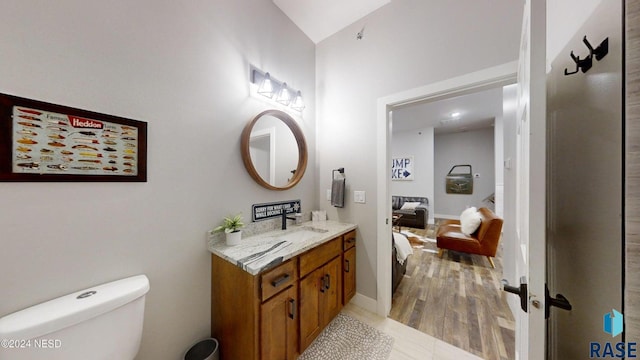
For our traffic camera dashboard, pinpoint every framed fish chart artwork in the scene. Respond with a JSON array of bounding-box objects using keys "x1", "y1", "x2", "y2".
[{"x1": 0, "y1": 93, "x2": 147, "y2": 182}]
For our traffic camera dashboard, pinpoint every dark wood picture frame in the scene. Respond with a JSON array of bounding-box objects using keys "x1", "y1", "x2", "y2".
[{"x1": 0, "y1": 93, "x2": 147, "y2": 182}]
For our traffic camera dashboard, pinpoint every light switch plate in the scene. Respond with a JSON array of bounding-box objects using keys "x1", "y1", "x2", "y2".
[
  {"x1": 354, "y1": 190, "x2": 366, "y2": 203},
  {"x1": 326, "y1": 189, "x2": 331, "y2": 201}
]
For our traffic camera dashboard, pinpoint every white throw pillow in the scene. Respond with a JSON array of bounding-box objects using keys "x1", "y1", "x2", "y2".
[
  {"x1": 400, "y1": 202, "x2": 421, "y2": 210},
  {"x1": 460, "y1": 207, "x2": 482, "y2": 235},
  {"x1": 460, "y1": 206, "x2": 477, "y2": 219}
]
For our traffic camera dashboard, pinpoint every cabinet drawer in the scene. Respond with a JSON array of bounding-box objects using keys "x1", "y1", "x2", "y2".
[
  {"x1": 299, "y1": 237, "x2": 341, "y2": 278},
  {"x1": 342, "y1": 230, "x2": 356, "y2": 251},
  {"x1": 261, "y1": 258, "x2": 298, "y2": 302}
]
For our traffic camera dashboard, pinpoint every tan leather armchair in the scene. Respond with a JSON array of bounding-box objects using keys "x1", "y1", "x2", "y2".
[{"x1": 436, "y1": 207, "x2": 503, "y2": 268}]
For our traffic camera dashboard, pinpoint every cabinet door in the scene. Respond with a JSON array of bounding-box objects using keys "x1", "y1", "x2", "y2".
[
  {"x1": 299, "y1": 267, "x2": 323, "y2": 351},
  {"x1": 343, "y1": 247, "x2": 356, "y2": 304},
  {"x1": 261, "y1": 285, "x2": 298, "y2": 360},
  {"x1": 322, "y1": 256, "x2": 343, "y2": 324}
]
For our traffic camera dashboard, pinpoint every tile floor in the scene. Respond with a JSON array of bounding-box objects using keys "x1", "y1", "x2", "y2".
[{"x1": 342, "y1": 302, "x2": 484, "y2": 360}]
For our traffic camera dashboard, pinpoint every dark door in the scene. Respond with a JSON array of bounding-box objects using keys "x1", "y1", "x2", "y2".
[{"x1": 546, "y1": 1, "x2": 623, "y2": 358}]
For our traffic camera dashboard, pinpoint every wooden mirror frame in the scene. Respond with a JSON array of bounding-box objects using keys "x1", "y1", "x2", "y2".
[{"x1": 241, "y1": 109, "x2": 307, "y2": 190}]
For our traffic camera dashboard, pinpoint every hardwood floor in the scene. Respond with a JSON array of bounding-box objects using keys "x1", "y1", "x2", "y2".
[{"x1": 388, "y1": 221, "x2": 515, "y2": 360}]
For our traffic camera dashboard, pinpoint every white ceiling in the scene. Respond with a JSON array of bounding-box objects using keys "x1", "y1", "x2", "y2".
[
  {"x1": 392, "y1": 87, "x2": 505, "y2": 134},
  {"x1": 273, "y1": 0, "x2": 390, "y2": 44}
]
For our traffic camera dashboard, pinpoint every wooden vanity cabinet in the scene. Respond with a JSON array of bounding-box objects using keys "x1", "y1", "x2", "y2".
[
  {"x1": 342, "y1": 230, "x2": 357, "y2": 304},
  {"x1": 299, "y1": 255, "x2": 342, "y2": 350},
  {"x1": 211, "y1": 230, "x2": 356, "y2": 359},
  {"x1": 211, "y1": 256, "x2": 298, "y2": 360},
  {"x1": 260, "y1": 284, "x2": 298, "y2": 360},
  {"x1": 298, "y1": 237, "x2": 343, "y2": 351}
]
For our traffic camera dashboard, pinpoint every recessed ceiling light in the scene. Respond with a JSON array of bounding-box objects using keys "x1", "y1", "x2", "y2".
[{"x1": 451, "y1": 112, "x2": 461, "y2": 118}]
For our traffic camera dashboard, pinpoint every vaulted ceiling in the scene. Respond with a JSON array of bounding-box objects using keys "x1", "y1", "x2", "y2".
[
  {"x1": 273, "y1": 0, "x2": 390, "y2": 44},
  {"x1": 274, "y1": 0, "x2": 507, "y2": 133}
]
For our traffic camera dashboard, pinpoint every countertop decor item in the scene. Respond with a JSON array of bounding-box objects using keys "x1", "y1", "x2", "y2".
[{"x1": 212, "y1": 213, "x2": 245, "y2": 246}]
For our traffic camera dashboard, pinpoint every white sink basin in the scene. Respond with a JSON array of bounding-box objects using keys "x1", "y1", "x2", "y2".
[{"x1": 275, "y1": 226, "x2": 329, "y2": 242}]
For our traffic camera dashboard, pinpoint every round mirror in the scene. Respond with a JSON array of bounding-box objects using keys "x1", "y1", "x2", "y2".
[{"x1": 241, "y1": 109, "x2": 307, "y2": 190}]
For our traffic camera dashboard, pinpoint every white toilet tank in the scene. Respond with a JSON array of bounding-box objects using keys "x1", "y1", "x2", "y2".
[{"x1": 0, "y1": 274, "x2": 149, "y2": 360}]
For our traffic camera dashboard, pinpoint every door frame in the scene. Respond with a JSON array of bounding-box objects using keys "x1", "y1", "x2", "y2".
[{"x1": 376, "y1": 61, "x2": 518, "y2": 317}]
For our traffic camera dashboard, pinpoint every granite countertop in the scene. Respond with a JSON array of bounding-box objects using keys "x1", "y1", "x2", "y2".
[{"x1": 209, "y1": 220, "x2": 357, "y2": 275}]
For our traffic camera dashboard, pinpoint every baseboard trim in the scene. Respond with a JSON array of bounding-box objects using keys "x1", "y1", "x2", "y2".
[{"x1": 350, "y1": 292, "x2": 377, "y2": 313}]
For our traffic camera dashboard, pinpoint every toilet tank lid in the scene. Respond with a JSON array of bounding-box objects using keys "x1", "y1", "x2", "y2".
[{"x1": 0, "y1": 274, "x2": 149, "y2": 340}]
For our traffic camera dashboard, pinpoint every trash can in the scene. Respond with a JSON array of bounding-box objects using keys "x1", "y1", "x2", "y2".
[{"x1": 184, "y1": 338, "x2": 219, "y2": 360}]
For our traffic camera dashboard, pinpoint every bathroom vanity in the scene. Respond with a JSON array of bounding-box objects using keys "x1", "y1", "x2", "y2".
[{"x1": 209, "y1": 221, "x2": 356, "y2": 360}]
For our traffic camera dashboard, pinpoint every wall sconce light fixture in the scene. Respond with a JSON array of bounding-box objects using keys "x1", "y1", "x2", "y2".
[
  {"x1": 276, "y1": 82, "x2": 292, "y2": 106},
  {"x1": 257, "y1": 72, "x2": 274, "y2": 98},
  {"x1": 291, "y1": 91, "x2": 305, "y2": 111},
  {"x1": 251, "y1": 66, "x2": 305, "y2": 112}
]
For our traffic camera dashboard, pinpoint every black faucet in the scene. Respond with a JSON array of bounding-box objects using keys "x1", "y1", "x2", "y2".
[{"x1": 281, "y1": 211, "x2": 296, "y2": 230}]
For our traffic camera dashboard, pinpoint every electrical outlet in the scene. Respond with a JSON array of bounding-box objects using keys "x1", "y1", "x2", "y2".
[
  {"x1": 354, "y1": 191, "x2": 366, "y2": 203},
  {"x1": 326, "y1": 189, "x2": 331, "y2": 201}
]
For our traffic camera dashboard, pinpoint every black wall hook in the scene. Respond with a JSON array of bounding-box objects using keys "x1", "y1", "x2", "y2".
[
  {"x1": 564, "y1": 35, "x2": 609, "y2": 76},
  {"x1": 583, "y1": 35, "x2": 608, "y2": 61},
  {"x1": 564, "y1": 51, "x2": 592, "y2": 75}
]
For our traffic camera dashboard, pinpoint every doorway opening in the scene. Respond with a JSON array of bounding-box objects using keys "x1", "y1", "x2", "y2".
[
  {"x1": 375, "y1": 62, "x2": 518, "y2": 356},
  {"x1": 388, "y1": 83, "x2": 518, "y2": 358}
]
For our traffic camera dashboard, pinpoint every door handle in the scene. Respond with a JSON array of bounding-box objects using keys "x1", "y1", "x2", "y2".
[
  {"x1": 545, "y1": 285, "x2": 572, "y2": 319},
  {"x1": 289, "y1": 298, "x2": 296, "y2": 320},
  {"x1": 502, "y1": 276, "x2": 528, "y2": 312},
  {"x1": 271, "y1": 273, "x2": 290, "y2": 288},
  {"x1": 502, "y1": 277, "x2": 573, "y2": 319}
]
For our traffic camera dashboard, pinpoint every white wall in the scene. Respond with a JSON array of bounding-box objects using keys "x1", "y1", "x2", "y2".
[
  {"x1": 434, "y1": 128, "x2": 495, "y2": 217},
  {"x1": 547, "y1": 0, "x2": 602, "y2": 63},
  {"x1": 316, "y1": 0, "x2": 524, "y2": 300},
  {"x1": 0, "y1": 1, "x2": 316, "y2": 359},
  {"x1": 391, "y1": 128, "x2": 434, "y2": 222}
]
